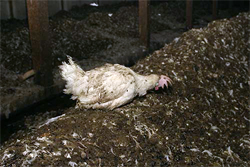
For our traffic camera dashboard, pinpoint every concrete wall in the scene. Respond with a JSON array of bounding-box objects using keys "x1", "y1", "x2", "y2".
[{"x1": 0, "y1": 0, "x2": 128, "y2": 20}]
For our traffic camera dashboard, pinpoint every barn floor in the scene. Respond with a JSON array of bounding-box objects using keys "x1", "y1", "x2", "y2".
[{"x1": 1, "y1": 1, "x2": 249, "y2": 166}]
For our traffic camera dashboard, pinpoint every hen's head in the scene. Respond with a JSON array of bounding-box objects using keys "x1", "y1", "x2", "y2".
[{"x1": 155, "y1": 75, "x2": 172, "y2": 90}]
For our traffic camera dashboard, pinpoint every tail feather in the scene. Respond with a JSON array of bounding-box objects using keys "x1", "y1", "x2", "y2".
[{"x1": 59, "y1": 56, "x2": 86, "y2": 96}]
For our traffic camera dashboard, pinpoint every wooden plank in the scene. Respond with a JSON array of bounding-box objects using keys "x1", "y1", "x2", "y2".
[
  {"x1": 0, "y1": 82, "x2": 64, "y2": 119},
  {"x1": 27, "y1": 0, "x2": 53, "y2": 87},
  {"x1": 212, "y1": 0, "x2": 217, "y2": 20},
  {"x1": 139, "y1": 0, "x2": 150, "y2": 50},
  {"x1": 186, "y1": 0, "x2": 193, "y2": 29}
]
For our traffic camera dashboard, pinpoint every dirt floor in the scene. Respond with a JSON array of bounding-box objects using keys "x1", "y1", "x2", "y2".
[{"x1": 0, "y1": 1, "x2": 249, "y2": 166}]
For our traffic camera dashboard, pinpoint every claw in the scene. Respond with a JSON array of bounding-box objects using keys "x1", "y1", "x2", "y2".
[{"x1": 158, "y1": 75, "x2": 172, "y2": 89}]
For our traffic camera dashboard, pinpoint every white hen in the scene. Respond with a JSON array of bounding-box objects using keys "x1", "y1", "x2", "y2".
[{"x1": 59, "y1": 56, "x2": 172, "y2": 110}]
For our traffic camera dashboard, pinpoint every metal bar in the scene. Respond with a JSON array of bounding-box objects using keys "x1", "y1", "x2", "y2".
[
  {"x1": 212, "y1": 0, "x2": 217, "y2": 20},
  {"x1": 8, "y1": 0, "x2": 14, "y2": 18},
  {"x1": 186, "y1": 0, "x2": 193, "y2": 29},
  {"x1": 139, "y1": 0, "x2": 150, "y2": 50},
  {"x1": 27, "y1": 0, "x2": 53, "y2": 87},
  {"x1": 61, "y1": 0, "x2": 64, "y2": 10}
]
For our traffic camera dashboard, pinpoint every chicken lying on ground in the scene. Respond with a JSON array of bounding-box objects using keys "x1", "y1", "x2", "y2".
[{"x1": 59, "y1": 56, "x2": 172, "y2": 110}]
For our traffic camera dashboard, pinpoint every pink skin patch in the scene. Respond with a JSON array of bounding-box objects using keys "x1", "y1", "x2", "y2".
[{"x1": 155, "y1": 75, "x2": 172, "y2": 90}]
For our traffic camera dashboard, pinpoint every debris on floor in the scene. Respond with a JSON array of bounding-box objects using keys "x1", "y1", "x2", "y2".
[{"x1": 1, "y1": 11, "x2": 249, "y2": 166}]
